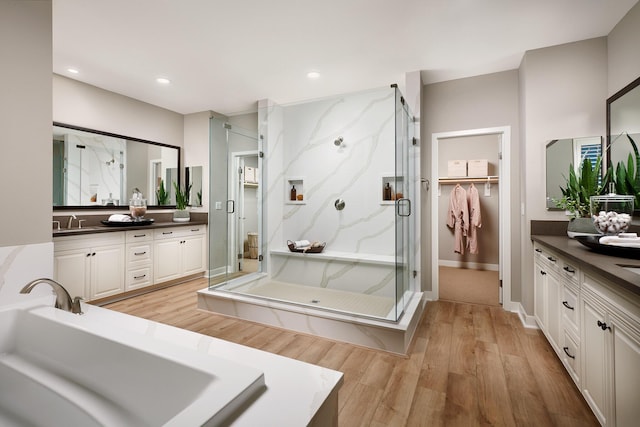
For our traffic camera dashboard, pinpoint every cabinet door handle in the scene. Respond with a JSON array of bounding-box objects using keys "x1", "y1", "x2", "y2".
[
  {"x1": 86, "y1": 253, "x2": 91, "y2": 257},
  {"x1": 563, "y1": 266, "x2": 575, "y2": 273},
  {"x1": 91, "y1": 252, "x2": 96, "y2": 256},
  {"x1": 134, "y1": 251, "x2": 146, "y2": 256},
  {"x1": 540, "y1": 271, "x2": 547, "y2": 275},
  {"x1": 191, "y1": 228, "x2": 200, "y2": 232},
  {"x1": 547, "y1": 256, "x2": 556, "y2": 262},
  {"x1": 163, "y1": 231, "x2": 173, "y2": 235},
  {"x1": 134, "y1": 234, "x2": 146, "y2": 238},
  {"x1": 133, "y1": 274, "x2": 146, "y2": 279},
  {"x1": 562, "y1": 347, "x2": 576, "y2": 359},
  {"x1": 597, "y1": 320, "x2": 611, "y2": 331},
  {"x1": 535, "y1": 248, "x2": 542, "y2": 253},
  {"x1": 562, "y1": 301, "x2": 574, "y2": 310}
]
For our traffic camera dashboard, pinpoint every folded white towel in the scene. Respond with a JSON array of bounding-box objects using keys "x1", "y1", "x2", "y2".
[
  {"x1": 108, "y1": 214, "x2": 132, "y2": 222},
  {"x1": 599, "y1": 235, "x2": 640, "y2": 248},
  {"x1": 294, "y1": 239, "x2": 311, "y2": 248}
]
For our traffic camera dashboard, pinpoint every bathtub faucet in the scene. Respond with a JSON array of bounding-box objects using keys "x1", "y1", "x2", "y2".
[{"x1": 20, "y1": 278, "x2": 83, "y2": 314}]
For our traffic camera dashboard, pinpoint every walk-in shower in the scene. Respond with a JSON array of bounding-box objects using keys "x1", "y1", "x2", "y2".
[{"x1": 200, "y1": 86, "x2": 422, "y2": 353}]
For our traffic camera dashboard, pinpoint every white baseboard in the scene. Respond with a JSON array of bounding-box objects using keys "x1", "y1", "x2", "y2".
[
  {"x1": 438, "y1": 260, "x2": 499, "y2": 271},
  {"x1": 516, "y1": 303, "x2": 539, "y2": 329}
]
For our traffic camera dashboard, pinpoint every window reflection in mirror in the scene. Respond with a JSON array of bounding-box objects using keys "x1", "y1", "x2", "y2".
[
  {"x1": 52, "y1": 123, "x2": 180, "y2": 208},
  {"x1": 545, "y1": 136, "x2": 603, "y2": 210}
]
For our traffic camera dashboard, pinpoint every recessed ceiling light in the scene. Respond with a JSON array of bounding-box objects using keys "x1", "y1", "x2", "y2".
[
  {"x1": 307, "y1": 71, "x2": 320, "y2": 79},
  {"x1": 67, "y1": 68, "x2": 79, "y2": 74},
  {"x1": 156, "y1": 77, "x2": 171, "y2": 85}
]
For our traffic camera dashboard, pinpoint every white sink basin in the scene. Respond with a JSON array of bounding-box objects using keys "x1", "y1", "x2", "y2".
[{"x1": 0, "y1": 304, "x2": 265, "y2": 426}]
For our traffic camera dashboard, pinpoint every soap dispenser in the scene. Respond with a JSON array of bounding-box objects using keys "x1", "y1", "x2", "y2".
[{"x1": 290, "y1": 185, "x2": 297, "y2": 201}]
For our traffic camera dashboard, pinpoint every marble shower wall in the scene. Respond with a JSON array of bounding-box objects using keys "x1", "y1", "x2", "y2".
[
  {"x1": 271, "y1": 87, "x2": 397, "y2": 255},
  {"x1": 65, "y1": 133, "x2": 126, "y2": 205}
]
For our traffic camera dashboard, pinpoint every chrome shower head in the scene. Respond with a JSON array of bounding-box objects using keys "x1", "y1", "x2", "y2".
[{"x1": 334, "y1": 137, "x2": 344, "y2": 146}]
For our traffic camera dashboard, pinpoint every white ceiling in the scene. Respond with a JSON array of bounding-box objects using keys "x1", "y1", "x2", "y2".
[{"x1": 53, "y1": 0, "x2": 638, "y2": 116}]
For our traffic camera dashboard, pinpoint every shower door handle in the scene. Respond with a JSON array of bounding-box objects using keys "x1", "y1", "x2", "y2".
[
  {"x1": 396, "y1": 198, "x2": 411, "y2": 217},
  {"x1": 227, "y1": 200, "x2": 235, "y2": 213}
]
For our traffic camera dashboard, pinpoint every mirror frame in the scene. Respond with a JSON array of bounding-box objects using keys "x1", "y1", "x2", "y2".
[
  {"x1": 606, "y1": 75, "x2": 640, "y2": 169},
  {"x1": 52, "y1": 122, "x2": 181, "y2": 211}
]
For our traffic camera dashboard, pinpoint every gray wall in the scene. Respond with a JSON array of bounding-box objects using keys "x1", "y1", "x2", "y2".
[
  {"x1": 0, "y1": 0, "x2": 52, "y2": 246},
  {"x1": 607, "y1": 1, "x2": 640, "y2": 96},
  {"x1": 422, "y1": 70, "x2": 521, "y2": 299},
  {"x1": 54, "y1": 75, "x2": 184, "y2": 153},
  {"x1": 520, "y1": 37, "x2": 608, "y2": 313}
]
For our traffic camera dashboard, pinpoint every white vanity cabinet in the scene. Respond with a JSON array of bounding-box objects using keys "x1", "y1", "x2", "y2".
[
  {"x1": 533, "y1": 241, "x2": 640, "y2": 427},
  {"x1": 54, "y1": 224, "x2": 207, "y2": 302},
  {"x1": 54, "y1": 232, "x2": 125, "y2": 300},
  {"x1": 533, "y1": 245, "x2": 564, "y2": 353},
  {"x1": 125, "y1": 229, "x2": 154, "y2": 291},
  {"x1": 580, "y1": 275, "x2": 640, "y2": 427},
  {"x1": 153, "y1": 226, "x2": 206, "y2": 283}
]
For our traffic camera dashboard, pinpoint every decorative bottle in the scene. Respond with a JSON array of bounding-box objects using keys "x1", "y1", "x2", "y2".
[{"x1": 290, "y1": 185, "x2": 297, "y2": 201}]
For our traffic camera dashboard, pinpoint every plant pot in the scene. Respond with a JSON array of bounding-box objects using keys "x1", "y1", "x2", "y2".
[
  {"x1": 567, "y1": 217, "x2": 599, "y2": 238},
  {"x1": 173, "y1": 208, "x2": 190, "y2": 223}
]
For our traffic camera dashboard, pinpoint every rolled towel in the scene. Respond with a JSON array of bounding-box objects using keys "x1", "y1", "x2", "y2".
[
  {"x1": 108, "y1": 214, "x2": 132, "y2": 222},
  {"x1": 294, "y1": 239, "x2": 311, "y2": 248}
]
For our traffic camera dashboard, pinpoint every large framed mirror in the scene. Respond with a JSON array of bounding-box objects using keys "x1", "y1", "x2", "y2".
[
  {"x1": 607, "y1": 76, "x2": 640, "y2": 170},
  {"x1": 546, "y1": 136, "x2": 604, "y2": 210},
  {"x1": 53, "y1": 122, "x2": 181, "y2": 209}
]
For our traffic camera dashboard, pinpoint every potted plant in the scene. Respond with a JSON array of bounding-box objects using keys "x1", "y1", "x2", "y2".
[
  {"x1": 172, "y1": 181, "x2": 192, "y2": 222},
  {"x1": 554, "y1": 156, "x2": 610, "y2": 237}
]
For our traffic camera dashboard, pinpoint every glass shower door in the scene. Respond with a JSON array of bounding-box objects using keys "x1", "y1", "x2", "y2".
[
  {"x1": 394, "y1": 88, "x2": 413, "y2": 320},
  {"x1": 209, "y1": 117, "x2": 261, "y2": 289}
]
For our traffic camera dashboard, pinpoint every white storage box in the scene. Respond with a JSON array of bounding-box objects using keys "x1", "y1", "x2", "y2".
[
  {"x1": 447, "y1": 160, "x2": 467, "y2": 177},
  {"x1": 244, "y1": 166, "x2": 257, "y2": 183},
  {"x1": 468, "y1": 159, "x2": 488, "y2": 177}
]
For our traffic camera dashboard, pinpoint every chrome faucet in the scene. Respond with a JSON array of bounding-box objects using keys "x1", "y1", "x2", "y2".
[
  {"x1": 67, "y1": 214, "x2": 77, "y2": 229},
  {"x1": 20, "y1": 278, "x2": 83, "y2": 314}
]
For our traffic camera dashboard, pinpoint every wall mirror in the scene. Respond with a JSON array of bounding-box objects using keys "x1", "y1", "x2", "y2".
[
  {"x1": 545, "y1": 136, "x2": 603, "y2": 210},
  {"x1": 607, "y1": 76, "x2": 640, "y2": 171},
  {"x1": 53, "y1": 122, "x2": 181, "y2": 209}
]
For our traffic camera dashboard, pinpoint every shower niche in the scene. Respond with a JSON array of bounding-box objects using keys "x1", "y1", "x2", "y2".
[
  {"x1": 381, "y1": 175, "x2": 404, "y2": 204},
  {"x1": 286, "y1": 177, "x2": 305, "y2": 204}
]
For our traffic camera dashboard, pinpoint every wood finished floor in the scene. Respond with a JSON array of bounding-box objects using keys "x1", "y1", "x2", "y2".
[{"x1": 103, "y1": 278, "x2": 599, "y2": 427}]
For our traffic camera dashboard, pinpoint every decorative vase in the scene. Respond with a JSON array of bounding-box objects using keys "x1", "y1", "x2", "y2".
[
  {"x1": 567, "y1": 217, "x2": 599, "y2": 238},
  {"x1": 173, "y1": 208, "x2": 190, "y2": 223}
]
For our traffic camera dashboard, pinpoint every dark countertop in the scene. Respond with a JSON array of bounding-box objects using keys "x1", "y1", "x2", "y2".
[
  {"x1": 53, "y1": 220, "x2": 208, "y2": 237},
  {"x1": 532, "y1": 235, "x2": 640, "y2": 297}
]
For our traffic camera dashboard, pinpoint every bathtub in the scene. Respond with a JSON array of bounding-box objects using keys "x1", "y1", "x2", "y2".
[{"x1": 0, "y1": 300, "x2": 265, "y2": 426}]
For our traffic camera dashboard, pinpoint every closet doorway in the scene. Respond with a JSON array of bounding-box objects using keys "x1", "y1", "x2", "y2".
[{"x1": 431, "y1": 127, "x2": 511, "y2": 307}]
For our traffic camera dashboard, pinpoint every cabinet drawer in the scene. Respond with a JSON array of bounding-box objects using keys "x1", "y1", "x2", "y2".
[
  {"x1": 154, "y1": 225, "x2": 206, "y2": 240},
  {"x1": 126, "y1": 267, "x2": 153, "y2": 290},
  {"x1": 559, "y1": 260, "x2": 579, "y2": 286},
  {"x1": 126, "y1": 229, "x2": 154, "y2": 243},
  {"x1": 126, "y1": 243, "x2": 153, "y2": 265},
  {"x1": 562, "y1": 331, "x2": 580, "y2": 386},
  {"x1": 562, "y1": 283, "x2": 579, "y2": 332}
]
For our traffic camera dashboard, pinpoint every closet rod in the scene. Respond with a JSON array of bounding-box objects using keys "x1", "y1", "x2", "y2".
[{"x1": 438, "y1": 176, "x2": 499, "y2": 184}]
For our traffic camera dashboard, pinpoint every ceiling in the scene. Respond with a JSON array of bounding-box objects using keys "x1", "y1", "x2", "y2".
[{"x1": 53, "y1": 0, "x2": 638, "y2": 116}]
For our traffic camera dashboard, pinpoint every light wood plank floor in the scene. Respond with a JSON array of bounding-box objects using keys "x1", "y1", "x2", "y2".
[{"x1": 103, "y1": 278, "x2": 598, "y2": 427}]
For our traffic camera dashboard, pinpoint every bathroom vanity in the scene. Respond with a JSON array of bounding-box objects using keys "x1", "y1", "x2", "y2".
[
  {"x1": 532, "y1": 235, "x2": 640, "y2": 427},
  {"x1": 52, "y1": 221, "x2": 207, "y2": 303}
]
